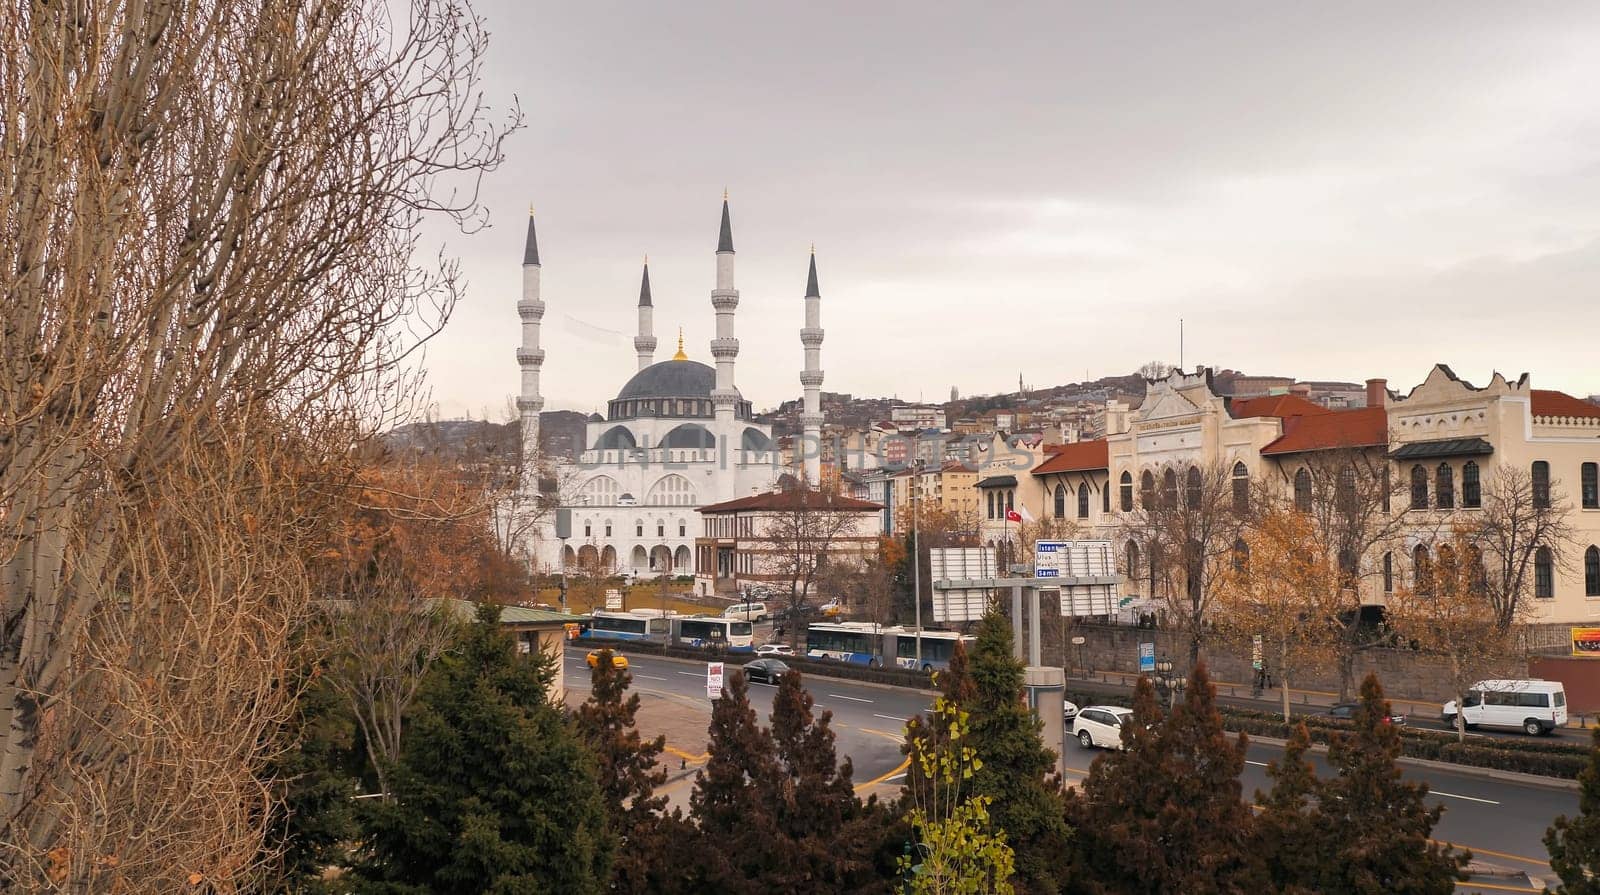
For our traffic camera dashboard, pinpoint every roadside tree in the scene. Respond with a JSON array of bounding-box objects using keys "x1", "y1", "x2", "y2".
[
  {"x1": 1546, "y1": 726, "x2": 1600, "y2": 894},
  {"x1": 900, "y1": 696, "x2": 1016, "y2": 895}
]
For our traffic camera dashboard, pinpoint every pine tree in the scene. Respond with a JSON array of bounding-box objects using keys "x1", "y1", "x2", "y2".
[
  {"x1": 965, "y1": 610, "x2": 1071, "y2": 895},
  {"x1": 570, "y1": 648, "x2": 670, "y2": 894},
  {"x1": 1547, "y1": 726, "x2": 1600, "y2": 894},
  {"x1": 686, "y1": 669, "x2": 789, "y2": 894},
  {"x1": 1064, "y1": 663, "x2": 1263, "y2": 894},
  {"x1": 1312, "y1": 673, "x2": 1468, "y2": 893},
  {"x1": 355, "y1": 603, "x2": 613, "y2": 894},
  {"x1": 265, "y1": 667, "x2": 362, "y2": 893},
  {"x1": 1252, "y1": 722, "x2": 1323, "y2": 895}
]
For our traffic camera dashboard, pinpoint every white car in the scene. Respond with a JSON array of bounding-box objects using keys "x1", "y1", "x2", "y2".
[
  {"x1": 1073, "y1": 706, "x2": 1134, "y2": 749},
  {"x1": 755, "y1": 643, "x2": 795, "y2": 658},
  {"x1": 1062, "y1": 699, "x2": 1079, "y2": 723},
  {"x1": 1443, "y1": 679, "x2": 1568, "y2": 736}
]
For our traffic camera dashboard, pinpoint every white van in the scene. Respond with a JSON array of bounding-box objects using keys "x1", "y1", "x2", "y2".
[
  {"x1": 724, "y1": 602, "x2": 769, "y2": 622},
  {"x1": 1441, "y1": 680, "x2": 1568, "y2": 736}
]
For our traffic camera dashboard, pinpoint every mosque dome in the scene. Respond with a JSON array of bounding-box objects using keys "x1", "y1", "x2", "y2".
[{"x1": 616, "y1": 360, "x2": 718, "y2": 401}]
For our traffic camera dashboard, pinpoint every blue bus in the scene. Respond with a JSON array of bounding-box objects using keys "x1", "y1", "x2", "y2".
[
  {"x1": 671, "y1": 617, "x2": 754, "y2": 653},
  {"x1": 804, "y1": 623, "x2": 972, "y2": 672},
  {"x1": 581, "y1": 610, "x2": 670, "y2": 644}
]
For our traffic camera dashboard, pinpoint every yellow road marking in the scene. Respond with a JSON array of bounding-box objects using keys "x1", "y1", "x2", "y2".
[
  {"x1": 855, "y1": 755, "x2": 911, "y2": 793},
  {"x1": 1453, "y1": 880, "x2": 1539, "y2": 892},
  {"x1": 1434, "y1": 842, "x2": 1550, "y2": 869},
  {"x1": 665, "y1": 746, "x2": 710, "y2": 763}
]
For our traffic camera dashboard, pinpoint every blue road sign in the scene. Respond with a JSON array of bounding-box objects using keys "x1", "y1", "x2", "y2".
[{"x1": 1138, "y1": 642, "x2": 1156, "y2": 673}]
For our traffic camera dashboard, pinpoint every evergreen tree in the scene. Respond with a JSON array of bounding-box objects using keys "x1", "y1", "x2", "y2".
[
  {"x1": 1064, "y1": 663, "x2": 1262, "y2": 894},
  {"x1": 570, "y1": 648, "x2": 670, "y2": 894},
  {"x1": 1252, "y1": 722, "x2": 1323, "y2": 895},
  {"x1": 686, "y1": 669, "x2": 789, "y2": 893},
  {"x1": 1547, "y1": 726, "x2": 1600, "y2": 894},
  {"x1": 265, "y1": 667, "x2": 362, "y2": 893},
  {"x1": 355, "y1": 603, "x2": 613, "y2": 894},
  {"x1": 965, "y1": 610, "x2": 1071, "y2": 895},
  {"x1": 1313, "y1": 673, "x2": 1468, "y2": 893}
]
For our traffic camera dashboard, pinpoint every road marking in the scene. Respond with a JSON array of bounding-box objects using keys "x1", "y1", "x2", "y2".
[
  {"x1": 665, "y1": 746, "x2": 709, "y2": 763},
  {"x1": 828, "y1": 693, "x2": 873, "y2": 703},
  {"x1": 884, "y1": 773, "x2": 907, "y2": 782},
  {"x1": 873, "y1": 713, "x2": 909, "y2": 723},
  {"x1": 1431, "y1": 790, "x2": 1500, "y2": 805},
  {"x1": 676, "y1": 671, "x2": 701, "y2": 677},
  {"x1": 1434, "y1": 841, "x2": 1549, "y2": 869},
  {"x1": 854, "y1": 755, "x2": 911, "y2": 792},
  {"x1": 1244, "y1": 760, "x2": 1268, "y2": 767},
  {"x1": 1453, "y1": 881, "x2": 1539, "y2": 892},
  {"x1": 635, "y1": 674, "x2": 667, "y2": 681}
]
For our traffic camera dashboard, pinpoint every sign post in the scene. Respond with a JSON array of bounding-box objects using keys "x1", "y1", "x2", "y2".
[
  {"x1": 1138, "y1": 642, "x2": 1156, "y2": 674},
  {"x1": 605, "y1": 588, "x2": 623, "y2": 611},
  {"x1": 706, "y1": 662, "x2": 725, "y2": 701}
]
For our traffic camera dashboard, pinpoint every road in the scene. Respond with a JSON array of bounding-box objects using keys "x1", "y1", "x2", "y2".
[{"x1": 573, "y1": 646, "x2": 1575, "y2": 890}]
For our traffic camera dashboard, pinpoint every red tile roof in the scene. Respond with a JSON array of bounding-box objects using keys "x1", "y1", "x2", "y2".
[
  {"x1": 697, "y1": 488, "x2": 882, "y2": 514},
  {"x1": 1261, "y1": 407, "x2": 1388, "y2": 456},
  {"x1": 1531, "y1": 389, "x2": 1600, "y2": 420},
  {"x1": 1229, "y1": 394, "x2": 1329, "y2": 420},
  {"x1": 1031, "y1": 439, "x2": 1109, "y2": 475}
]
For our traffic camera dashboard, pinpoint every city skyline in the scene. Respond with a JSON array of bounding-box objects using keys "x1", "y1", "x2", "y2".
[{"x1": 417, "y1": 1, "x2": 1600, "y2": 419}]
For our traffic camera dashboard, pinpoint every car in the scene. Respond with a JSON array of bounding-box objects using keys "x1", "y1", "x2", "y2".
[
  {"x1": 743, "y1": 658, "x2": 791, "y2": 685},
  {"x1": 586, "y1": 650, "x2": 628, "y2": 670},
  {"x1": 1062, "y1": 699, "x2": 1079, "y2": 723},
  {"x1": 756, "y1": 643, "x2": 795, "y2": 657},
  {"x1": 819, "y1": 600, "x2": 844, "y2": 617},
  {"x1": 1443, "y1": 679, "x2": 1568, "y2": 736},
  {"x1": 723, "y1": 602, "x2": 770, "y2": 622},
  {"x1": 1325, "y1": 703, "x2": 1406, "y2": 726},
  {"x1": 1073, "y1": 706, "x2": 1134, "y2": 749}
]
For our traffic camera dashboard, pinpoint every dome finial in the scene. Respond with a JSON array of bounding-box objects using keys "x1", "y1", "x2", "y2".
[{"x1": 672, "y1": 327, "x2": 688, "y2": 361}]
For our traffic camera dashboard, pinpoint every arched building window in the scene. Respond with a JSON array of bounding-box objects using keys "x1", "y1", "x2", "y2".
[
  {"x1": 1232, "y1": 538, "x2": 1249, "y2": 572},
  {"x1": 1077, "y1": 486, "x2": 1090, "y2": 519},
  {"x1": 1053, "y1": 485, "x2": 1066, "y2": 519},
  {"x1": 1337, "y1": 466, "x2": 1357, "y2": 514},
  {"x1": 1293, "y1": 468, "x2": 1312, "y2": 512},
  {"x1": 1125, "y1": 540, "x2": 1141, "y2": 580},
  {"x1": 1161, "y1": 469, "x2": 1178, "y2": 509},
  {"x1": 1120, "y1": 472, "x2": 1134, "y2": 512},
  {"x1": 1435, "y1": 464, "x2": 1455, "y2": 510},
  {"x1": 1185, "y1": 467, "x2": 1202, "y2": 508},
  {"x1": 1536, "y1": 546, "x2": 1555, "y2": 598},
  {"x1": 987, "y1": 492, "x2": 996, "y2": 519},
  {"x1": 1102, "y1": 480, "x2": 1111, "y2": 513},
  {"x1": 1382, "y1": 552, "x2": 1394, "y2": 594},
  {"x1": 1462, "y1": 461, "x2": 1482, "y2": 509},
  {"x1": 1533, "y1": 461, "x2": 1552, "y2": 509},
  {"x1": 1586, "y1": 546, "x2": 1600, "y2": 597},
  {"x1": 1232, "y1": 462, "x2": 1249, "y2": 515},
  {"x1": 1410, "y1": 465, "x2": 1428, "y2": 510},
  {"x1": 1583, "y1": 462, "x2": 1598, "y2": 510},
  {"x1": 1413, "y1": 544, "x2": 1432, "y2": 594},
  {"x1": 1140, "y1": 471, "x2": 1155, "y2": 508}
]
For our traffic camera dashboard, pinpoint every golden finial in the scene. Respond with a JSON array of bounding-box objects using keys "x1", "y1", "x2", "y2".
[
  {"x1": 528, "y1": 202, "x2": 535, "y2": 216},
  {"x1": 644, "y1": 253, "x2": 648, "y2": 265},
  {"x1": 810, "y1": 242, "x2": 816, "y2": 255},
  {"x1": 723, "y1": 187, "x2": 729, "y2": 202},
  {"x1": 672, "y1": 327, "x2": 688, "y2": 361}
]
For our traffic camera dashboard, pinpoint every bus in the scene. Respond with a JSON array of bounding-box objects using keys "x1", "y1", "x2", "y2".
[
  {"x1": 581, "y1": 610, "x2": 671, "y2": 644},
  {"x1": 804, "y1": 623, "x2": 973, "y2": 672},
  {"x1": 670, "y1": 616, "x2": 754, "y2": 653}
]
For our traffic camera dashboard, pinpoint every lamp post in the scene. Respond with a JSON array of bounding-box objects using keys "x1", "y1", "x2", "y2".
[
  {"x1": 911, "y1": 458, "x2": 923, "y2": 666},
  {"x1": 1154, "y1": 657, "x2": 1185, "y2": 711}
]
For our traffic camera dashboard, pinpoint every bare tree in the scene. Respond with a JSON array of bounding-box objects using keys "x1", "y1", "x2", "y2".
[
  {"x1": 1137, "y1": 360, "x2": 1174, "y2": 380},
  {"x1": 1122, "y1": 461, "x2": 1244, "y2": 666},
  {"x1": 1470, "y1": 467, "x2": 1576, "y2": 632},
  {"x1": 0, "y1": 0, "x2": 516, "y2": 887},
  {"x1": 767, "y1": 483, "x2": 875, "y2": 649}
]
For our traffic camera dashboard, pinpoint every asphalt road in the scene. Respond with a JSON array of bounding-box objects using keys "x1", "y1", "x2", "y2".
[{"x1": 573, "y1": 645, "x2": 1575, "y2": 889}]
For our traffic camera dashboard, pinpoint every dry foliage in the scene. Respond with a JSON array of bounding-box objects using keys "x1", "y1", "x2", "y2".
[{"x1": 0, "y1": 0, "x2": 516, "y2": 888}]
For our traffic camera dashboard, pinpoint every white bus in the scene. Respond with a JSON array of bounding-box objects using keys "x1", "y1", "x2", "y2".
[
  {"x1": 670, "y1": 616, "x2": 755, "y2": 653},
  {"x1": 580, "y1": 610, "x2": 671, "y2": 644},
  {"x1": 805, "y1": 622, "x2": 972, "y2": 672}
]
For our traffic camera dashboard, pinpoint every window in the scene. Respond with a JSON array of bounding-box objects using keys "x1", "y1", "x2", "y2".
[
  {"x1": 1232, "y1": 538, "x2": 1249, "y2": 572},
  {"x1": 636, "y1": 520, "x2": 644, "y2": 537},
  {"x1": 1435, "y1": 464, "x2": 1454, "y2": 510},
  {"x1": 1148, "y1": 543, "x2": 1163, "y2": 595},
  {"x1": 584, "y1": 522, "x2": 592, "y2": 537},
  {"x1": 1293, "y1": 468, "x2": 1312, "y2": 512},
  {"x1": 1413, "y1": 544, "x2": 1432, "y2": 594},
  {"x1": 1103, "y1": 481, "x2": 1111, "y2": 513},
  {"x1": 1462, "y1": 461, "x2": 1481, "y2": 509},
  {"x1": 657, "y1": 522, "x2": 665, "y2": 538},
  {"x1": 1337, "y1": 466, "x2": 1357, "y2": 514},
  {"x1": 1053, "y1": 485, "x2": 1066, "y2": 519},
  {"x1": 679, "y1": 521, "x2": 686, "y2": 537},
  {"x1": 1437, "y1": 544, "x2": 1456, "y2": 583},
  {"x1": 1536, "y1": 546, "x2": 1554, "y2": 598},
  {"x1": 1410, "y1": 465, "x2": 1428, "y2": 510},
  {"x1": 987, "y1": 492, "x2": 995, "y2": 520},
  {"x1": 1162, "y1": 469, "x2": 1178, "y2": 509},
  {"x1": 1533, "y1": 461, "x2": 1551, "y2": 509},
  {"x1": 1587, "y1": 546, "x2": 1600, "y2": 597},
  {"x1": 1584, "y1": 463, "x2": 1599, "y2": 510},
  {"x1": 1466, "y1": 544, "x2": 1487, "y2": 595},
  {"x1": 1140, "y1": 471, "x2": 1155, "y2": 508},
  {"x1": 1120, "y1": 472, "x2": 1134, "y2": 512},
  {"x1": 1382, "y1": 552, "x2": 1394, "y2": 593},
  {"x1": 1186, "y1": 467, "x2": 1202, "y2": 508},
  {"x1": 1125, "y1": 540, "x2": 1140, "y2": 579},
  {"x1": 604, "y1": 522, "x2": 612, "y2": 537},
  {"x1": 1381, "y1": 466, "x2": 1391, "y2": 513},
  {"x1": 1077, "y1": 486, "x2": 1090, "y2": 519},
  {"x1": 1338, "y1": 546, "x2": 1358, "y2": 583}
]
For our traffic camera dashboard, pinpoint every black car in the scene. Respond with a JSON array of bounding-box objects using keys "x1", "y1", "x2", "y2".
[
  {"x1": 1326, "y1": 702, "x2": 1406, "y2": 726},
  {"x1": 743, "y1": 658, "x2": 791, "y2": 685}
]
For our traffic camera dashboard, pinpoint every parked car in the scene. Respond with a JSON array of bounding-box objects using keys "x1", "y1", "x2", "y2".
[
  {"x1": 756, "y1": 643, "x2": 795, "y2": 658},
  {"x1": 1325, "y1": 703, "x2": 1406, "y2": 726},
  {"x1": 1073, "y1": 706, "x2": 1134, "y2": 749},
  {"x1": 743, "y1": 658, "x2": 791, "y2": 685},
  {"x1": 724, "y1": 602, "x2": 770, "y2": 622},
  {"x1": 819, "y1": 600, "x2": 844, "y2": 617},
  {"x1": 586, "y1": 650, "x2": 629, "y2": 671},
  {"x1": 1062, "y1": 699, "x2": 1079, "y2": 723},
  {"x1": 1442, "y1": 679, "x2": 1567, "y2": 736}
]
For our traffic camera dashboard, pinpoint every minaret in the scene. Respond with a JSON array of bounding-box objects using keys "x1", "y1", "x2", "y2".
[
  {"x1": 800, "y1": 246, "x2": 825, "y2": 485},
  {"x1": 516, "y1": 206, "x2": 545, "y2": 478},
  {"x1": 709, "y1": 191, "x2": 741, "y2": 425},
  {"x1": 634, "y1": 255, "x2": 656, "y2": 371}
]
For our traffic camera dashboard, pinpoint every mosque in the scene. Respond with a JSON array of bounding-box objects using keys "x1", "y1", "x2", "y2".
[{"x1": 515, "y1": 196, "x2": 827, "y2": 577}]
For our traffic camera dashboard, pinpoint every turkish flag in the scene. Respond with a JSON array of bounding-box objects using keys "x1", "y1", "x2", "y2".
[{"x1": 1005, "y1": 508, "x2": 1022, "y2": 523}]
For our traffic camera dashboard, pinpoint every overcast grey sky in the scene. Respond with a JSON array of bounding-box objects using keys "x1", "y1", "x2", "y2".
[{"x1": 419, "y1": 2, "x2": 1600, "y2": 419}]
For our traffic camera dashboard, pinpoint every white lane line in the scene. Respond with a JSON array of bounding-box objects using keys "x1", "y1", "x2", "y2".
[
  {"x1": 676, "y1": 671, "x2": 701, "y2": 677},
  {"x1": 1245, "y1": 760, "x2": 1268, "y2": 767},
  {"x1": 884, "y1": 773, "x2": 907, "y2": 782},
  {"x1": 636, "y1": 674, "x2": 667, "y2": 681},
  {"x1": 873, "y1": 713, "x2": 909, "y2": 723},
  {"x1": 827, "y1": 694, "x2": 874, "y2": 703},
  {"x1": 1432, "y1": 790, "x2": 1500, "y2": 805}
]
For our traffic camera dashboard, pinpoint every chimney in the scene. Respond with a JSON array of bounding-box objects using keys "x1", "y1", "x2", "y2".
[
  {"x1": 1366, "y1": 378, "x2": 1387, "y2": 408},
  {"x1": 1289, "y1": 383, "x2": 1311, "y2": 398}
]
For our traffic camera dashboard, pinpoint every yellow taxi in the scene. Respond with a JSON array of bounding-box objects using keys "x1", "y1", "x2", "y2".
[{"x1": 586, "y1": 649, "x2": 629, "y2": 671}]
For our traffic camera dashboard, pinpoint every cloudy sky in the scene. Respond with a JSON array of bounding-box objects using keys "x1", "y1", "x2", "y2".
[{"x1": 418, "y1": 2, "x2": 1600, "y2": 419}]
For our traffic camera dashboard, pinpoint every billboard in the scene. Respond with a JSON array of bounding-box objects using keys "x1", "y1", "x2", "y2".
[
  {"x1": 1571, "y1": 627, "x2": 1600, "y2": 657},
  {"x1": 1036, "y1": 540, "x2": 1119, "y2": 616},
  {"x1": 928, "y1": 548, "x2": 998, "y2": 623}
]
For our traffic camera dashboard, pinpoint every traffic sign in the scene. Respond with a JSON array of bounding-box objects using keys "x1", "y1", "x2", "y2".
[
  {"x1": 604, "y1": 589, "x2": 622, "y2": 610},
  {"x1": 1138, "y1": 642, "x2": 1155, "y2": 673},
  {"x1": 706, "y1": 662, "x2": 724, "y2": 700}
]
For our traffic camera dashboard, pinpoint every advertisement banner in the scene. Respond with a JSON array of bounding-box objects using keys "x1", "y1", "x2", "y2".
[
  {"x1": 1571, "y1": 627, "x2": 1600, "y2": 657},
  {"x1": 706, "y1": 662, "x2": 725, "y2": 699}
]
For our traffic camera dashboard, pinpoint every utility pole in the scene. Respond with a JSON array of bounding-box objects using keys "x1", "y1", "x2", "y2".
[{"x1": 912, "y1": 459, "x2": 923, "y2": 665}]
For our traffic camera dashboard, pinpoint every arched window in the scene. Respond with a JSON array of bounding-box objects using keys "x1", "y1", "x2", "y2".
[
  {"x1": 1463, "y1": 461, "x2": 1482, "y2": 509},
  {"x1": 1140, "y1": 471, "x2": 1155, "y2": 508},
  {"x1": 1077, "y1": 485, "x2": 1091, "y2": 519},
  {"x1": 1382, "y1": 552, "x2": 1394, "y2": 593},
  {"x1": 1232, "y1": 461, "x2": 1249, "y2": 515},
  {"x1": 1437, "y1": 544, "x2": 1457, "y2": 584},
  {"x1": 1103, "y1": 480, "x2": 1111, "y2": 513},
  {"x1": 1337, "y1": 466, "x2": 1357, "y2": 514},
  {"x1": 1053, "y1": 485, "x2": 1066, "y2": 519},
  {"x1": 1586, "y1": 546, "x2": 1600, "y2": 597},
  {"x1": 646, "y1": 474, "x2": 697, "y2": 507},
  {"x1": 987, "y1": 491, "x2": 995, "y2": 519},
  {"x1": 1536, "y1": 546, "x2": 1554, "y2": 598},
  {"x1": 1185, "y1": 467, "x2": 1202, "y2": 508},
  {"x1": 679, "y1": 520, "x2": 686, "y2": 537},
  {"x1": 1338, "y1": 546, "x2": 1358, "y2": 584},
  {"x1": 1293, "y1": 468, "x2": 1312, "y2": 512},
  {"x1": 1435, "y1": 464, "x2": 1455, "y2": 510},
  {"x1": 1159, "y1": 469, "x2": 1176, "y2": 509},
  {"x1": 604, "y1": 521, "x2": 612, "y2": 537},
  {"x1": 1533, "y1": 461, "x2": 1552, "y2": 509},
  {"x1": 1125, "y1": 540, "x2": 1141, "y2": 580},
  {"x1": 1120, "y1": 471, "x2": 1134, "y2": 512},
  {"x1": 1232, "y1": 538, "x2": 1249, "y2": 572},
  {"x1": 580, "y1": 474, "x2": 622, "y2": 506},
  {"x1": 1410, "y1": 465, "x2": 1428, "y2": 510},
  {"x1": 1413, "y1": 544, "x2": 1432, "y2": 594},
  {"x1": 1467, "y1": 544, "x2": 1487, "y2": 595},
  {"x1": 1583, "y1": 462, "x2": 1598, "y2": 510},
  {"x1": 583, "y1": 521, "x2": 592, "y2": 538}
]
